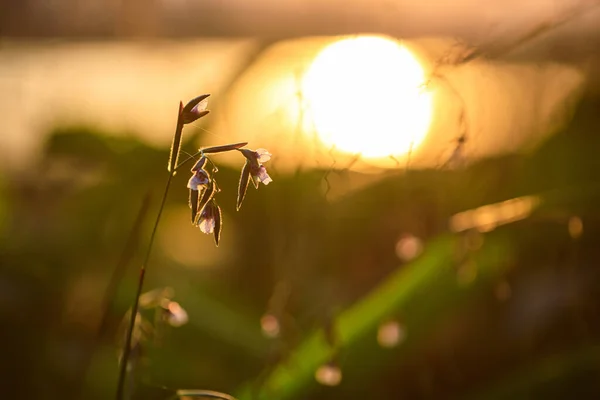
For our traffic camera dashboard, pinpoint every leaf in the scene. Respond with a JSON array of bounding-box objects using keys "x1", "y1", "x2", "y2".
[
  {"x1": 167, "y1": 101, "x2": 184, "y2": 173},
  {"x1": 195, "y1": 181, "x2": 216, "y2": 224},
  {"x1": 214, "y1": 202, "x2": 222, "y2": 246},
  {"x1": 237, "y1": 161, "x2": 251, "y2": 211},
  {"x1": 189, "y1": 188, "x2": 199, "y2": 224},
  {"x1": 250, "y1": 175, "x2": 259, "y2": 189},
  {"x1": 202, "y1": 142, "x2": 248, "y2": 154}
]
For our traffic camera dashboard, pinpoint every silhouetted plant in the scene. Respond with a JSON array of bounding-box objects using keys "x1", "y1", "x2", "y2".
[{"x1": 116, "y1": 94, "x2": 272, "y2": 400}]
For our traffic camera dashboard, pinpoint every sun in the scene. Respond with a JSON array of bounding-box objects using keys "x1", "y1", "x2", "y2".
[{"x1": 302, "y1": 36, "x2": 433, "y2": 159}]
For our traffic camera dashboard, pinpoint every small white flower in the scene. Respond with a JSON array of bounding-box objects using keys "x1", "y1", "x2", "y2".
[
  {"x1": 199, "y1": 214, "x2": 215, "y2": 234},
  {"x1": 252, "y1": 165, "x2": 272, "y2": 185},
  {"x1": 240, "y1": 148, "x2": 273, "y2": 186},
  {"x1": 198, "y1": 201, "x2": 218, "y2": 234},
  {"x1": 255, "y1": 148, "x2": 272, "y2": 163},
  {"x1": 187, "y1": 169, "x2": 210, "y2": 190}
]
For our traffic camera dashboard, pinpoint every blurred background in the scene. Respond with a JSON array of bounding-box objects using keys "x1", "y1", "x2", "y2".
[{"x1": 1, "y1": 1, "x2": 600, "y2": 399}]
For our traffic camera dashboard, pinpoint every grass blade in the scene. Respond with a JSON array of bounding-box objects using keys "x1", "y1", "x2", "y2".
[
  {"x1": 202, "y1": 142, "x2": 248, "y2": 154},
  {"x1": 214, "y1": 202, "x2": 222, "y2": 246}
]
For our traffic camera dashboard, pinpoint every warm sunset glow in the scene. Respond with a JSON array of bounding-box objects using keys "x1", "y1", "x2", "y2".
[{"x1": 302, "y1": 36, "x2": 433, "y2": 159}]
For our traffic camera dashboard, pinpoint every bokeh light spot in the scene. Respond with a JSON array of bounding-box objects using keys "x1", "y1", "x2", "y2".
[
  {"x1": 260, "y1": 314, "x2": 281, "y2": 338},
  {"x1": 377, "y1": 320, "x2": 406, "y2": 348},
  {"x1": 568, "y1": 216, "x2": 583, "y2": 239},
  {"x1": 395, "y1": 234, "x2": 423, "y2": 262},
  {"x1": 315, "y1": 363, "x2": 343, "y2": 386}
]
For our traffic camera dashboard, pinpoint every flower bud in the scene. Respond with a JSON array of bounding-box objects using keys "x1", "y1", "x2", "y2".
[{"x1": 182, "y1": 94, "x2": 210, "y2": 124}]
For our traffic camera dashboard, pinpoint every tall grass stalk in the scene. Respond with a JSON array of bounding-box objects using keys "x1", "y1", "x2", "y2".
[
  {"x1": 116, "y1": 99, "x2": 187, "y2": 400},
  {"x1": 114, "y1": 95, "x2": 268, "y2": 400}
]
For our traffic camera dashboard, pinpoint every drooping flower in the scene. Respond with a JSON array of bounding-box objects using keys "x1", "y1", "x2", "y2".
[
  {"x1": 187, "y1": 169, "x2": 210, "y2": 190},
  {"x1": 239, "y1": 148, "x2": 273, "y2": 187},
  {"x1": 197, "y1": 199, "x2": 222, "y2": 245},
  {"x1": 251, "y1": 164, "x2": 272, "y2": 185},
  {"x1": 198, "y1": 203, "x2": 216, "y2": 234},
  {"x1": 197, "y1": 199, "x2": 217, "y2": 231},
  {"x1": 189, "y1": 164, "x2": 212, "y2": 223}
]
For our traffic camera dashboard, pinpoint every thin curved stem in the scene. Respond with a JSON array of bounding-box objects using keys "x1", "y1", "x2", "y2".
[{"x1": 116, "y1": 173, "x2": 173, "y2": 400}]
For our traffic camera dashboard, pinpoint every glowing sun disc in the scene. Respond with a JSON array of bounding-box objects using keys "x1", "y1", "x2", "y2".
[{"x1": 302, "y1": 36, "x2": 432, "y2": 159}]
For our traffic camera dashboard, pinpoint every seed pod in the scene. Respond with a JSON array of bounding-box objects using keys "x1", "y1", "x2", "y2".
[
  {"x1": 195, "y1": 181, "x2": 216, "y2": 225},
  {"x1": 237, "y1": 161, "x2": 251, "y2": 211},
  {"x1": 182, "y1": 94, "x2": 210, "y2": 124},
  {"x1": 213, "y1": 202, "x2": 222, "y2": 246},
  {"x1": 167, "y1": 101, "x2": 184, "y2": 173},
  {"x1": 189, "y1": 188, "x2": 199, "y2": 224},
  {"x1": 182, "y1": 94, "x2": 210, "y2": 114}
]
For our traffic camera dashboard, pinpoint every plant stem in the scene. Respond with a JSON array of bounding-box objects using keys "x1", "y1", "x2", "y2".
[{"x1": 116, "y1": 173, "x2": 174, "y2": 400}]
